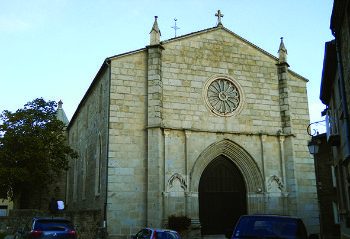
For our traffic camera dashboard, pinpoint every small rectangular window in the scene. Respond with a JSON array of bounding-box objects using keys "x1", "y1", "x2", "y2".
[
  {"x1": 0, "y1": 206, "x2": 8, "y2": 216},
  {"x1": 331, "y1": 166, "x2": 337, "y2": 188},
  {"x1": 333, "y1": 201, "x2": 340, "y2": 224}
]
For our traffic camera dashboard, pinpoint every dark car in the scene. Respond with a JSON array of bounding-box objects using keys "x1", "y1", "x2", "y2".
[
  {"x1": 17, "y1": 217, "x2": 77, "y2": 239},
  {"x1": 230, "y1": 214, "x2": 318, "y2": 239},
  {"x1": 132, "y1": 228, "x2": 181, "y2": 239}
]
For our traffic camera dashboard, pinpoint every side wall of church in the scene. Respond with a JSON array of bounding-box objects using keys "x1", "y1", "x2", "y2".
[
  {"x1": 66, "y1": 67, "x2": 110, "y2": 220},
  {"x1": 108, "y1": 51, "x2": 148, "y2": 237}
]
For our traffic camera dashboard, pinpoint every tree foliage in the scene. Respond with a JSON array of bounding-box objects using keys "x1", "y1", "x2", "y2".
[{"x1": 0, "y1": 98, "x2": 77, "y2": 204}]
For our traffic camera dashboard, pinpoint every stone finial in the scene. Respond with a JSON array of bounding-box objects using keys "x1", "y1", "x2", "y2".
[
  {"x1": 150, "y1": 16, "x2": 161, "y2": 45},
  {"x1": 56, "y1": 100, "x2": 69, "y2": 125},
  {"x1": 215, "y1": 10, "x2": 224, "y2": 27},
  {"x1": 278, "y1": 37, "x2": 288, "y2": 64},
  {"x1": 58, "y1": 100, "x2": 63, "y2": 109}
]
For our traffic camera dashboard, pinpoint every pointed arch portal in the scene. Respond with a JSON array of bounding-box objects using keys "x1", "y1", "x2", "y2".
[
  {"x1": 191, "y1": 139, "x2": 264, "y2": 235},
  {"x1": 199, "y1": 155, "x2": 246, "y2": 235}
]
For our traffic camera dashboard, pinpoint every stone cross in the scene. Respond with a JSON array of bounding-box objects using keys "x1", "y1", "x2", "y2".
[{"x1": 215, "y1": 10, "x2": 224, "y2": 26}]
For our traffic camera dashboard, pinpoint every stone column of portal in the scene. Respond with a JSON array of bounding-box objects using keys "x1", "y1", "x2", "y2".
[
  {"x1": 163, "y1": 129, "x2": 170, "y2": 226},
  {"x1": 147, "y1": 16, "x2": 165, "y2": 228},
  {"x1": 184, "y1": 130, "x2": 191, "y2": 216},
  {"x1": 278, "y1": 132, "x2": 289, "y2": 214},
  {"x1": 259, "y1": 134, "x2": 267, "y2": 213}
]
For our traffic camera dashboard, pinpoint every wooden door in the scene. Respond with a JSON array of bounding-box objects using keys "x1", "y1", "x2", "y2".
[{"x1": 199, "y1": 155, "x2": 247, "y2": 235}]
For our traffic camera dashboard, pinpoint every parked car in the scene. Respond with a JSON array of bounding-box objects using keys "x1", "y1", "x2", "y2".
[
  {"x1": 230, "y1": 214, "x2": 319, "y2": 239},
  {"x1": 16, "y1": 217, "x2": 77, "y2": 239},
  {"x1": 132, "y1": 228, "x2": 181, "y2": 239}
]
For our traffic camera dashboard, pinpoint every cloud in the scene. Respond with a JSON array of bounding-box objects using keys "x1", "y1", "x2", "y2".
[
  {"x1": 0, "y1": 16, "x2": 31, "y2": 32},
  {"x1": 0, "y1": 0, "x2": 69, "y2": 33}
]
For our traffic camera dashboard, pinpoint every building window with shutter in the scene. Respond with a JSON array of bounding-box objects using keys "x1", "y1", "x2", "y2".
[{"x1": 326, "y1": 105, "x2": 340, "y2": 146}]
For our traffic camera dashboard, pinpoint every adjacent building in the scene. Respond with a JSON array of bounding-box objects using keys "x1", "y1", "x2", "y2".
[
  {"x1": 320, "y1": 0, "x2": 350, "y2": 238},
  {"x1": 310, "y1": 133, "x2": 340, "y2": 239}
]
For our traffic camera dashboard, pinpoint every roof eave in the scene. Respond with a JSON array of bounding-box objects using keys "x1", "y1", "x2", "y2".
[
  {"x1": 67, "y1": 60, "x2": 110, "y2": 129},
  {"x1": 320, "y1": 40, "x2": 336, "y2": 105}
]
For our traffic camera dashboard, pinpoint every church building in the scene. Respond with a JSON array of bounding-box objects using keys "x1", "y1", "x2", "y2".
[{"x1": 65, "y1": 11, "x2": 319, "y2": 238}]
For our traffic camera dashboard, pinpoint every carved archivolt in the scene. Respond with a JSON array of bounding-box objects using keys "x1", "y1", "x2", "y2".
[
  {"x1": 190, "y1": 139, "x2": 263, "y2": 193},
  {"x1": 167, "y1": 173, "x2": 187, "y2": 192},
  {"x1": 267, "y1": 175, "x2": 284, "y2": 192}
]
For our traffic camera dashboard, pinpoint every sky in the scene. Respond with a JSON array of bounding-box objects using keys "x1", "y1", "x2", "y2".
[{"x1": 1, "y1": 0, "x2": 334, "y2": 133}]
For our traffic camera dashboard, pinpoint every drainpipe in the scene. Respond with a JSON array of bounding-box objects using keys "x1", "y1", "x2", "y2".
[{"x1": 103, "y1": 59, "x2": 111, "y2": 238}]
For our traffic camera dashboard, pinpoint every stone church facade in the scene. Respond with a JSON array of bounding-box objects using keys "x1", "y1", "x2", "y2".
[{"x1": 65, "y1": 13, "x2": 319, "y2": 238}]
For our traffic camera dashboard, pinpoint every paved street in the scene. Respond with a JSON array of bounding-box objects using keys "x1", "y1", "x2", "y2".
[{"x1": 197, "y1": 235, "x2": 226, "y2": 239}]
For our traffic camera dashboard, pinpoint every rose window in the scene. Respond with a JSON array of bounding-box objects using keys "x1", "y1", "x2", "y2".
[{"x1": 203, "y1": 76, "x2": 243, "y2": 116}]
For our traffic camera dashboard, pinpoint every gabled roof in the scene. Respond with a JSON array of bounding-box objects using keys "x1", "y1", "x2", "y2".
[
  {"x1": 108, "y1": 25, "x2": 307, "y2": 82},
  {"x1": 108, "y1": 47, "x2": 146, "y2": 61},
  {"x1": 162, "y1": 26, "x2": 279, "y2": 61},
  {"x1": 67, "y1": 60, "x2": 109, "y2": 129},
  {"x1": 106, "y1": 26, "x2": 281, "y2": 62}
]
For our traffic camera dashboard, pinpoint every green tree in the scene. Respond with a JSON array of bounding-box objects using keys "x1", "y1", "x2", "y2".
[{"x1": 0, "y1": 98, "x2": 77, "y2": 208}]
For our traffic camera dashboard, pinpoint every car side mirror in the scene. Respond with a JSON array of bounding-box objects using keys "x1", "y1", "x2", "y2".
[{"x1": 309, "y1": 234, "x2": 319, "y2": 239}]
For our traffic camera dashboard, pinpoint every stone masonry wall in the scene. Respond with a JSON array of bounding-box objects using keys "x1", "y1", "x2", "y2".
[
  {"x1": 108, "y1": 51, "x2": 148, "y2": 238},
  {"x1": 161, "y1": 29, "x2": 281, "y2": 133},
  {"x1": 287, "y1": 73, "x2": 319, "y2": 232}
]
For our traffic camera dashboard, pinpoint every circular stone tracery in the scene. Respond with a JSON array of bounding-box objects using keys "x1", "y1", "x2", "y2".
[{"x1": 205, "y1": 77, "x2": 242, "y2": 116}]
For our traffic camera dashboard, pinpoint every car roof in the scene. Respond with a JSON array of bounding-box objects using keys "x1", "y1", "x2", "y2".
[
  {"x1": 33, "y1": 217, "x2": 72, "y2": 221},
  {"x1": 145, "y1": 228, "x2": 178, "y2": 233},
  {"x1": 240, "y1": 214, "x2": 301, "y2": 220}
]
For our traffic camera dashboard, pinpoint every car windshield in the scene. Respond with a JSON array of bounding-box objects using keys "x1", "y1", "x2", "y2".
[
  {"x1": 34, "y1": 219, "x2": 74, "y2": 231},
  {"x1": 157, "y1": 232, "x2": 179, "y2": 239},
  {"x1": 233, "y1": 216, "x2": 307, "y2": 239},
  {"x1": 135, "y1": 230, "x2": 179, "y2": 239}
]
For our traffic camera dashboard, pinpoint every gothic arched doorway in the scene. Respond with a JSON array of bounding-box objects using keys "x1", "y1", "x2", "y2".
[{"x1": 199, "y1": 155, "x2": 247, "y2": 235}]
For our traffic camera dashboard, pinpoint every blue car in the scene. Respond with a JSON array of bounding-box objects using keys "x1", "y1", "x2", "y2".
[
  {"x1": 230, "y1": 214, "x2": 318, "y2": 239},
  {"x1": 16, "y1": 217, "x2": 77, "y2": 239}
]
